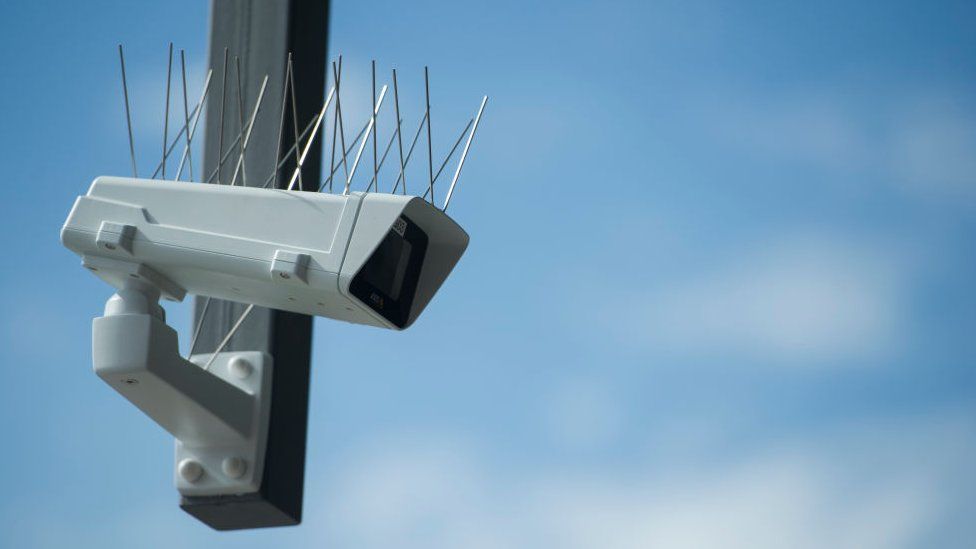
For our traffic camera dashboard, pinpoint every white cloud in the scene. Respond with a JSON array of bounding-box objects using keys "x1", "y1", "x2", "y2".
[
  {"x1": 317, "y1": 433, "x2": 512, "y2": 549},
  {"x1": 310, "y1": 408, "x2": 975, "y2": 549},
  {"x1": 710, "y1": 93, "x2": 870, "y2": 172},
  {"x1": 529, "y1": 445, "x2": 944, "y2": 549},
  {"x1": 1, "y1": 493, "x2": 203, "y2": 549},
  {"x1": 542, "y1": 376, "x2": 623, "y2": 449},
  {"x1": 704, "y1": 89, "x2": 976, "y2": 195},
  {"x1": 599, "y1": 234, "x2": 905, "y2": 365},
  {"x1": 889, "y1": 95, "x2": 976, "y2": 194}
]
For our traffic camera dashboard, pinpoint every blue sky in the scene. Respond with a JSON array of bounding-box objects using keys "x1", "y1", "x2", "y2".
[{"x1": 1, "y1": 0, "x2": 975, "y2": 547}]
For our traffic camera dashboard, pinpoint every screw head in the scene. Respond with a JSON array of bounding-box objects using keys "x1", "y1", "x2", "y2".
[
  {"x1": 222, "y1": 457, "x2": 247, "y2": 479},
  {"x1": 228, "y1": 356, "x2": 253, "y2": 379},
  {"x1": 178, "y1": 459, "x2": 203, "y2": 483}
]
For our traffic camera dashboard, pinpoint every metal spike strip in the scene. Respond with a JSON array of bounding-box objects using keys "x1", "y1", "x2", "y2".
[
  {"x1": 422, "y1": 118, "x2": 473, "y2": 200},
  {"x1": 178, "y1": 50, "x2": 194, "y2": 181},
  {"x1": 366, "y1": 118, "x2": 403, "y2": 190},
  {"x1": 316, "y1": 120, "x2": 369, "y2": 192},
  {"x1": 444, "y1": 96, "x2": 488, "y2": 211},
  {"x1": 118, "y1": 45, "x2": 138, "y2": 178},
  {"x1": 162, "y1": 43, "x2": 173, "y2": 180},
  {"x1": 331, "y1": 58, "x2": 350, "y2": 191},
  {"x1": 328, "y1": 57, "x2": 341, "y2": 193},
  {"x1": 230, "y1": 75, "x2": 269, "y2": 186},
  {"x1": 216, "y1": 48, "x2": 229, "y2": 184},
  {"x1": 272, "y1": 53, "x2": 293, "y2": 189},
  {"x1": 175, "y1": 69, "x2": 213, "y2": 181},
  {"x1": 392, "y1": 68, "x2": 407, "y2": 194},
  {"x1": 234, "y1": 56, "x2": 248, "y2": 186},
  {"x1": 287, "y1": 55, "x2": 303, "y2": 190},
  {"x1": 370, "y1": 60, "x2": 379, "y2": 192},
  {"x1": 287, "y1": 85, "x2": 336, "y2": 190},
  {"x1": 424, "y1": 66, "x2": 434, "y2": 203},
  {"x1": 390, "y1": 111, "x2": 428, "y2": 193},
  {"x1": 345, "y1": 85, "x2": 388, "y2": 194},
  {"x1": 117, "y1": 52, "x2": 488, "y2": 209}
]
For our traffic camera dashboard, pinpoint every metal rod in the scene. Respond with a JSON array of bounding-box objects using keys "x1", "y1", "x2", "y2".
[
  {"x1": 147, "y1": 75, "x2": 211, "y2": 181},
  {"x1": 444, "y1": 95, "x2": 488, "y2": 211},
  {"x1": 206, "y1": 89, "x2": 286, "y2": 187},
  {"x1": 234, "y1": 56, "x2": 247, "y2": 186},
  {"x1": 152, "y1": 101, "x2": 204, "y2": 180},
  {"x1": 332, "y1": 58, "x2": 349, "y2": 192},
  {"x1": 345, "y1": 85, "x2": 387, "y2": 194},
  {"x1": 179, "y1": 50, "x2": 194, "y2": 181},
  {"x1": 424, "y1": 66, "x2": 434, "y2": 203},
  {"x1": 203, "y1": 304, "x2": 254, "y2": 371},
  {"x1": 328, "y1": 58, "x2": 341, "y2": 194},
  {"x1": 272, "y1": 54, "x2": 292, "y2": 189},
  {"x1": 392, "y1": 68, "x2": 407, "y2": 194},
  {"x1": 205, "y1": 133, "x2": 242, "y2": 183},
  {"x1": 150, "y1": 100, "x2": 196, "y2": 179},
  {"x1": 188, "y1": 296, "x2": 212, "y2": 356},
  {"x1": 163, "y1": 43, "x2": 173, "y2": 180},
  {"x1": 217, "y1": 48, "x2": 229, "y2": 184},
  {"x1": 118, "y1": 45, "x2": 138, "y2": 178},
  {"x1": 436, "y1": 118, "x2": 474, "y2": 182},
  {"x1": 422, "y1": 118, "x2": 473, "y2": 200},
  {"x1": 287, "y1": 85, "x2": 335, "y2": 190},
  {"x1": 391, "y1": 111, "x2": 428, "y2": 192},
  {"x1": 317, "y1": 120, "x2": 368, "y2": 192},
  {"x1": 229, "y1": 75, "x2": 269, "y2": 186},
  {"x1": 209, "y1": 95, "x2": 303, "y2": 187},
  {"x1": 175, "y1": 69, "x2": 213, "y2": 181},
  {"x1": 370, "y1": 60, "x2": 378, "y2": 192},
  {"x1": 288, "y1": 55, "x2": 304, "y2": 190},
  {"x1": 367, "y1": 118, "x2": 403, "y2": 190},
  {"x1": 266, "y1": 114, "x2": 350, "y2": 190}
]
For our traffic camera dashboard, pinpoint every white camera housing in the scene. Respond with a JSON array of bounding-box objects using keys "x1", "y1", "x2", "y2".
[
  {"x1": 61, "y1": 176, "x2": 469, "y2": 498},
  {"x1": 62, "y1": 176, "x2": 469, "y2": 329}
]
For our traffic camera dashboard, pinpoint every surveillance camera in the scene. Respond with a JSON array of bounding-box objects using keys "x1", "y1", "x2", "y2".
[
  {"x1": 59, "y1": 175, "x2": 470, "y2": 503},
  {"x1": 78, "y1": 42, "x2": 489, "y2": 529},
  {"x1": 62, "y1": 176, "x2": 469, "y2": 329}
]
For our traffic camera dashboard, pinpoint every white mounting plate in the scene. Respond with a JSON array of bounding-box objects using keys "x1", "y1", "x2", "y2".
[{"x1": 176, "y1": 351, "x2": 273, "y2": 496}]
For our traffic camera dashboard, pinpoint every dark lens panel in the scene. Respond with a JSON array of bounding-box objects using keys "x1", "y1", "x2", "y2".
[{"x1": 350, "y1": 215, "x2": 428, "y2": 328}]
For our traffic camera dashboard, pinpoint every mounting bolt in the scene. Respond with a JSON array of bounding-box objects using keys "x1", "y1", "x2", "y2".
[
  {"x1": 222, "y1": 457, "x2": 247, "y2": 479},
  {"x1": 228, "y1": 356, "x2": 253, "y2": 379},
  {"x1": 178, "y1": 459, "x2": 203, "y2": 483}
]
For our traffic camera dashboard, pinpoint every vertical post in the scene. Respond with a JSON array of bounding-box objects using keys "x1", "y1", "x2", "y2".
[{"x1": 182, "y1": 0, "x2": 329, "y2": 530}]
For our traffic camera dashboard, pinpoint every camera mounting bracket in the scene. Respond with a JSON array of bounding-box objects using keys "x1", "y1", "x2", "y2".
[{"x1": 91, "y1": 267, "x2": 273, "y2": 496}]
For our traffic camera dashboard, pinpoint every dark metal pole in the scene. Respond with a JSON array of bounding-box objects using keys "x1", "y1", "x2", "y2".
[{"x1": 183, "y1": 0, "x2": 329, "y2": 531}]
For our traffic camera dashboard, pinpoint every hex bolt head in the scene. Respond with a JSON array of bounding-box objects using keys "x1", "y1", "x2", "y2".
[
  {"x1": 222, "y1": 457, "x2": 247, "y2": 479},
  {"x1": 228, "y1": 356, "x2": 253, "y2": 379},
  {"x1": 178, "y1": 459, "x2": 203, "y2": 483}
]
